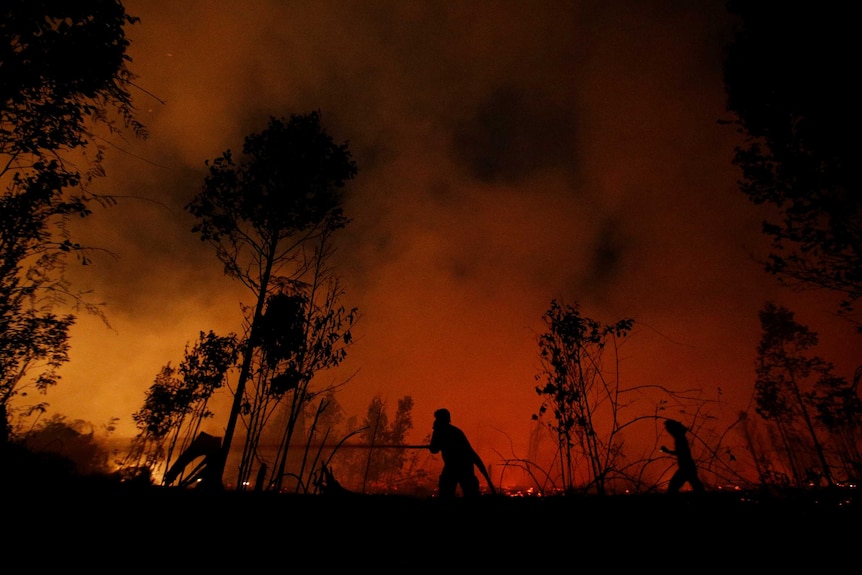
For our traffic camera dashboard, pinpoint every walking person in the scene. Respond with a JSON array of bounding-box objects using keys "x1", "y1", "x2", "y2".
[{"x1": 660, "y1": 419, "x2": 705, "y2": 494}]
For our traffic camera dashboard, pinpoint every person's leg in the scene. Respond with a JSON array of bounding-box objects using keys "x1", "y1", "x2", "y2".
[
  {"x1": 438, "y1": 470, "x2": 457, "y2": 498},
  {"x1": 461, "y1": 474, "x2": 480, "y2": 497},
  {"x1": 668, "y1": 470, "x2": 684, "y2": 494},
  {"x1": 688, "y1": 473, "x2": 706, "y2": 493}
]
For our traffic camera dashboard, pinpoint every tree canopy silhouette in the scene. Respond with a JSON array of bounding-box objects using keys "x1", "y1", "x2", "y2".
[
  {"x1": 752, "y1": 301, "x2": 858, "y2": 487},
  {"x1": 0, "y1": 0, "x2": 144, "y2": 443},
  {"x1": 723, "y1": 1, "x2": 861, "y2": 328},
  {"x1": 185, "y1": 111, "x2": 357, "y2": 488}
]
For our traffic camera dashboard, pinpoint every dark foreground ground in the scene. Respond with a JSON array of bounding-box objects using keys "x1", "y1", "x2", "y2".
[{"x1": 6, "y1": 478, "x2": 859, "y2": 571}]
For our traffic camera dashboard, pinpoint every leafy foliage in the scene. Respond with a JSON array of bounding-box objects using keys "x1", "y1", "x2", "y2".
[
  {"x1": 185, "y1": 111, "x2": 358, "y2": 489},
  {"x1": 723, "y1": 1, "x2": 862, "y2": 326},
  {"x1": 754, "y1": 301, "x2": 846, "y2": 486},
  {"x1": 0, "y1": 0, "x2": 145, "y2": 439},
  {"x1": 1, "y1": 0, "x2": 146, "y2": 155},
  {"x1": 533, "y1": 300, "x2": 634, "y2": 494},
  {"x1": 125, "y1": 331, "x2": 238, "y2": 482},
  {"x1": 186, "y1": 111, "x2": 355, "y2": 286},
  {"x1": 358, "y1": 395, "x2": 415, "y2": 491}
]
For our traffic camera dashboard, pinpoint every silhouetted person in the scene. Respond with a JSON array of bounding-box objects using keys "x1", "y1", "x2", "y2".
[
  {"x1": 429, "y1": 408, "x2": 496, "y2": 498},
  {"x1": 660, "y1": 419, "x2": 705, "y2": 494}
]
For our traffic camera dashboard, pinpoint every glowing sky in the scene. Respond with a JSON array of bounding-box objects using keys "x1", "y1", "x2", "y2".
[{"x1": 46, "y1": 0, "x2": 859, "y2": 472}]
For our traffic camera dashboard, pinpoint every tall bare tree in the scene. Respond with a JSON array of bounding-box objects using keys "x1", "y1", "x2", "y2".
[{"x1": 185, "y1": 111, "x2": 357, "y2": 489}]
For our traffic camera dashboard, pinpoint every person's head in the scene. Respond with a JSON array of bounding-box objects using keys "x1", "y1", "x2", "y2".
[
  {"x1": 664, "y1": 419, "x2": 687, "y2": 436},
  {"x1": 434, "y1": 408, "x2": 451, "y2": 425}
]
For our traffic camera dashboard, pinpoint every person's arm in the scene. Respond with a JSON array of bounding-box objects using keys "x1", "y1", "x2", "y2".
[
  {"x1": 472, "y1": 449, "x2": 497, "y2": 495},
  {"x1": 429, "y1": 429, "x2": 441, "y2": 454},
  {"x1": 659, "y1": 445, "x2": 677, "y2": 456}
]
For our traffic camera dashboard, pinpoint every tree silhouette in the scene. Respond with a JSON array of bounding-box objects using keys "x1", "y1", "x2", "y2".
[
  {"x1": 185, "y1": 111, "x2": 357, "y2": 489},
  {"x1": 356, "y1": 394, "x2": 415, "y2": 493},
  {"x1": 234, "y1": 278, "x2": 357, "y2": 493},
  {"x1": 754, "y1": 301, "x2": 840, "y2": 487},
  {"x1": 266, "y1": 278, "x2": 357, "y2": 492},
  {"x1": 0, "y1": 1, "x2": 145, "y2": 443},
  {"x1": 126, "y1": 330, "x2": 238, "y2": 484},
  {"x1": 533, "y1": 300, "x2": 634, "y2": 495},
  {"x1": 807, "y1": 367, "x2": 862, "y2": 480},
  {"x1": 723, "y1": 1, "x2": 861, "y2": 328}
]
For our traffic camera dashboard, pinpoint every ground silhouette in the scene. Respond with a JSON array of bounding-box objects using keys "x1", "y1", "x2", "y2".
[{"x1": 3, "y1": 444, "x2": 858, "y2": 569}]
